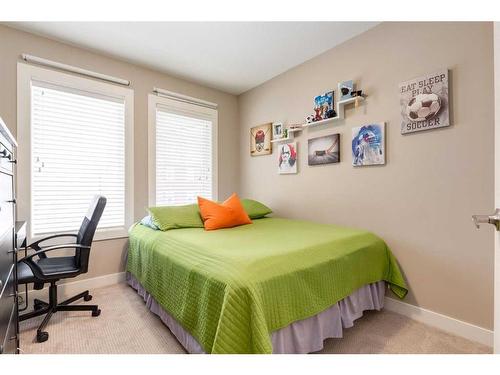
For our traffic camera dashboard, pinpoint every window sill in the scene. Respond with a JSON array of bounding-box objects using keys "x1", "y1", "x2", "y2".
[
  {"x1": 93, "y1": 233, "x2": 129, "y2": 242},
  {"x1": 91, "y1": 227, "x2": 129, "y2": 242}
]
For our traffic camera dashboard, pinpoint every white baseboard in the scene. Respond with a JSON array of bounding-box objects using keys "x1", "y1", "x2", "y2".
[
  {"x1": 384, "y1": 296, "x2": 493, "y2": 347},
  {"x1": 20, "y1": 272, "x2": 126, "y2": 303}
]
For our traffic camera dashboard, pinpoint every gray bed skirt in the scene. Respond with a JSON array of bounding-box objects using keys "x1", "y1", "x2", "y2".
[{"x1": 126, "y1": 272, "x2": 386, "y2": 354}]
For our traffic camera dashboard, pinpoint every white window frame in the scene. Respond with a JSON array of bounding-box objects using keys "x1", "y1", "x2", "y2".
[
  {"x1": 17, "y1": 62, "x2": 134, "y2": 242},
  {"x1": 148, "y1": 93, "x2": 218, "y2": 207}
]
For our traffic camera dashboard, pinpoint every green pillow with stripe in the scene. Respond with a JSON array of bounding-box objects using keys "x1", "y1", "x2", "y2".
[
  {"x1": 148, "y1": 204, "x2": 204, "y2": 231},
  {"x1": 241, "y1": 199, "x2": 272, "y2": 219}
]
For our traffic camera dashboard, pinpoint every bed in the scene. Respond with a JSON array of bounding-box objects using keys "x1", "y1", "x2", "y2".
[{"x1": 126, "y1": 217, "x2": 407, "y2": 354}]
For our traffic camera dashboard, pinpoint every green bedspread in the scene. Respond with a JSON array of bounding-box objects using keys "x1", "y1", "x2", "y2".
[{"x1": 127, "y1": 217, "x2": 407, "y2": 354}]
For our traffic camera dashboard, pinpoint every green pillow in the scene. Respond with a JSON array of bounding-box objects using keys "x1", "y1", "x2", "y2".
[
  {"x1": 148, "y1": 204, "x2": 204, "y2": 231},
  {"x1": 241, "y1": 199, "x2": 272, "y2": 219}
]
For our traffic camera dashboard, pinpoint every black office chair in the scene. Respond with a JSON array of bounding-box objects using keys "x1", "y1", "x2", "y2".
[{"x1": 17, "y1": 195, "x2": 107, "y2": 343}]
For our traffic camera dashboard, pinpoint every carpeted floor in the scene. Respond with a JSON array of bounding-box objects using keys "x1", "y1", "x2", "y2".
[{"x1": 19, "y1": 283, "x2": 492, "y2": 354}]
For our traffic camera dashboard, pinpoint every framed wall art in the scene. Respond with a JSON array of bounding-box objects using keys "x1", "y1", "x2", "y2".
[
  {"x1": 338, "y1": 80, "x2": 354, "y2": 101},
  {"x1": 278, "y1": 141, "x2": 297, "y2": 174},
  {"x1": 308, "y1": 134, "x2": 340, "y2": 166},
  {"x1": 313, "y1": 91, "x2": 335, "y2": 121},
  {"x1": 352, "y1": 123, "x2": 385, "y2": 166},
  {"x1": 399, "y1": 69, "x2": 449, "y2": 134},
  {"x1": 272, "y1": 122, "x2": 284, "y2": 139},
  {"x1": 250, "y1": 123, "x2": 272, "y2": 156}
]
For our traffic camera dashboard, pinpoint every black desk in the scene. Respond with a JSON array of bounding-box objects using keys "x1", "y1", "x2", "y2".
[
  {"x1": 0, "y1": 117, "x2": 19, "y2": 355},
  {"x1": 14, "y1": 221, "x2": 26, "y2": 354}
]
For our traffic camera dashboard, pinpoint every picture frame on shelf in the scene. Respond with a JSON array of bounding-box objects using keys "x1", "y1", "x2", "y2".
[
  {"x1": 272, "y1": 122, "x2": 284, "y2": 139},
  {"x1": 338, "y1": 80, "x2": 354, "y2": 101},
  {"x1": 314, "y1": 91, "x2": 335, "y2": 121}
]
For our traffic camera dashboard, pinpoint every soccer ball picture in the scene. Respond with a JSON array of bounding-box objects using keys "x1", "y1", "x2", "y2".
[
  {"x1": 305, "y1": 115, "x2": 315, "y2": 123},
  {"x1": 406, "y1": 93, "x2": 442, "y2": 121}
]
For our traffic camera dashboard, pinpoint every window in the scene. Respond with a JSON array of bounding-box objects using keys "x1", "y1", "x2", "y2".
[
  {"x1": 148, "y1": 93, "x2": 217, "y2": 206},
  {"x1": 18, "y1": 63, "x2": 134, "y2": 241}
]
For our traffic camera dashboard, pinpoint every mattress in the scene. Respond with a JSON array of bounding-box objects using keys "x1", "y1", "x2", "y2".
[{"x1": 127, "y1": 217, "x2": 407, "y2": 354}]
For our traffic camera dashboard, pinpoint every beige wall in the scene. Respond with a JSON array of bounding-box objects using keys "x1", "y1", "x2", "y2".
[
  {"x1": 238, "y1": 22, "x2": 495, "y2": 329},
  {"x1": 0, "y1": 24, "x2": 239, "y2": 281}
]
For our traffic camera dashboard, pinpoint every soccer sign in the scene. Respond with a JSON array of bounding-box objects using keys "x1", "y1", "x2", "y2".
[{"x1": 399, "y1": 69, "x2": 450, "y2": 135}]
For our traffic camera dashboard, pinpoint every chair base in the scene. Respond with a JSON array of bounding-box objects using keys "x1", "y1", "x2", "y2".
[{"x1": 20, "y1": 282, "x2": 100, "y2": 343}]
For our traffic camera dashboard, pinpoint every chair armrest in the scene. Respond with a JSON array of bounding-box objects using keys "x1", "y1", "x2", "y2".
[
  {"x1": 22, "y1": 244, "x2": 90, "y2": 261},
  {"x1": 28, "y1": 233, "x2": 78, "y2": 249},
  {"x1": 27, "y1": 233, "x2": 79, "y2": 260}
]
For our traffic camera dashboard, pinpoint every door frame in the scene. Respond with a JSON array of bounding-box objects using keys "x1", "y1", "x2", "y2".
[{"x1": 494, "y1": 22, "x2": 500, "y2": 354}]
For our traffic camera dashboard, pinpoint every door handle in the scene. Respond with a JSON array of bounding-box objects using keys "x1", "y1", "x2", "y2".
[{"x1": 472, "y1": 209, "x2": 500, "y2": 230}]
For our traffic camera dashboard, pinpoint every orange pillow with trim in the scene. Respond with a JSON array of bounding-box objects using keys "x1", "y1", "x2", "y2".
[{"x1": 197, "y1": 193, "x2": 252, "y2": 230}]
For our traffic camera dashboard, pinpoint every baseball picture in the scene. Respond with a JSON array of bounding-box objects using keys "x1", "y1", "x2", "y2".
[{"x1": 250, "y1": 123, "x2": 272, "y2": 156}]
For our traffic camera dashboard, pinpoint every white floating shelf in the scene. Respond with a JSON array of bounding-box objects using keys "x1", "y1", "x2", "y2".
[
  {"x1": 301, "y1": 96, "x2": 365, "y2": 128},
  {"x1": 337, "y1": 96, "x2": 364, "y2": 106},
  {"x1": 302, "y1": 116, "x2": 338, "y2": 128},
  {"x1": 271, "y1": 136, "x2": 293, "y2": 143}
]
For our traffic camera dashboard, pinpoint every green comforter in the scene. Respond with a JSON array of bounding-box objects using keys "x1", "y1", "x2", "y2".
[{"x1": 127, "y1": 217, "x2": 407, "y2": 354}]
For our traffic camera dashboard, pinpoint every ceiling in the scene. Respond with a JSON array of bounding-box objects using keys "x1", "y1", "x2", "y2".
[{"x1": 8, "y1": 22, "x2": 379, "y2": 95}]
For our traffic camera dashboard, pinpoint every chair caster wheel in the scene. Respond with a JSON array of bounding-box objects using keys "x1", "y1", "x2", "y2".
[
  {"x1": 34, "y1": 299, "x2": 46, "y2": 311},
  {"x1": 84, "y1": 294, "x2": 92, "y2": 301},
  {"x1": 92, "y1": 309, "x2": 101, "y2": 317},
  {"x1": 37, "y1": 331, "x2": 49, "y2": 343},
  {"x1": 34, "y1": 303, "x2": 44, "y2": 311}
]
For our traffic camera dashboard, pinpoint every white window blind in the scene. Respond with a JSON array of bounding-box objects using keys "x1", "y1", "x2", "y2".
[
  {"x1": 31, "y1": 81, "x2": 126, "y2": 236},
  {"x1": 154, "y1": 103, "x2": 216, "y2": 206}
]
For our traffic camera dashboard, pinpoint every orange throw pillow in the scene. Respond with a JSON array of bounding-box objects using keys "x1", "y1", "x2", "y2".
[{"x1": 197, "y1": 193, "x2": 252, "y2": 231}]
